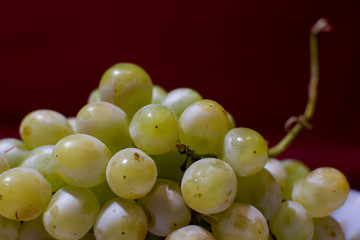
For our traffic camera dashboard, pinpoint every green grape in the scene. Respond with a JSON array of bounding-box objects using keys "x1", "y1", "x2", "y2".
[
  {"x1": 179, "y1": 99, "x2": 229, "y2": 156},
  {"x1": 87, "y1": 88, "x2": 100, "y2": 103},
  {"x1": 106, "y1": 148, "x2": 157, "y2": 199},
  {"x1": 67, "y1": 116, "x2": 77, "y2": 132},
  {"x1": 0, "y1": 167, "x2": 52, "y2": 221},
  {"x1": 226, "y1": 110, "x2": 236, "y2": 129},
  {"x1": 312, "y1": 215, "x2": 345, "y2": 240},
  {"x1": 220, "y1": 127, "x2": 268, "y2": 177},
  {"x1": 98, "y1": 62, "x2": 153, "y2": 118},
  {"x1": 19, "y1": 109, "x2": 75, "y2": 149},
  {"x1": 138, "y1": 179, "x2": 191, "y2": 237},
  {"x1": 0, "y1": 138, "x2": 30, "y2": 168},
  {"x1": 150, "y1": 147, "x2": 188, "y2": 183},
  {"x1": 292, "y1": 167, "x2": 350, "y2": 218},
  {"x1": 161, "y1": 88, "x2": 202, "y2": 118},
  {"x1": 0, "y1": 214, "x2": 21, "y2": 240},
  {"x1": 269, "y1": 200, "x2": 314, "y2": 240},
  {"x1": 51, "y1": 134, "x2": 112, "y2": 187},
  {"x1": 282, "y1": 158, "x2": 310, "y2": 200},
  {"x1": 265, "y1": 158, "x2": 290, "y2": 199},
  {"x1": 152, "y1": 85, "x2": 167, "y2": 104},
  {"x1": 94, "y1": 197, "x2": 147, "y2": 240},
  {"x1": 43, "y1": 185, "x2": 100, "y2": 240},
  {"x1": 0, "y1": 154, "x2": 9, "y2": 174},
  {"x1": 129, "y1": 104, "x2": 179, "y2": 155},
  {"x1": 165, "y1": 225, "x2": 215, "y2": 240},
  {"x1": 181, "y1": 158, "x2": 237, "y2": 214},
  {"x1": 18, "y1": 145, "x2": 66, "y2": 192},
  {"x1": 235, "y1": 168, "x2": 281, "y2": 220},
  {"x1": 90, "y1": 180, "x2": 118, "y2": 207},
  {"x1": 76, "y1": 101, "x2": 133, "y2": 154},
  {"x1": 211, "y1": 202, "x2": 269, "y2": 240},
  {"x1": 18, "y1": 215, "x2": 55, "y2": 240}
]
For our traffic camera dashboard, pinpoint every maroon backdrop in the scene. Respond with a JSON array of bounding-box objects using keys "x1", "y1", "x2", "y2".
[{"x1": 1, "y1": 0, "x2": 359, "y2": 189}]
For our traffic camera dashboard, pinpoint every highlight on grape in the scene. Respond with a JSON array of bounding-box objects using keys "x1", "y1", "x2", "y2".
[{"x1": 0, "y1": 18, "x2": 350, "y2": 240}]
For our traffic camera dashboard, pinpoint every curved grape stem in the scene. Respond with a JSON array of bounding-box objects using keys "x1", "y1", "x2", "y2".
[{"x1": 268, "y1": 18, "x2": 332, "y2": 158}]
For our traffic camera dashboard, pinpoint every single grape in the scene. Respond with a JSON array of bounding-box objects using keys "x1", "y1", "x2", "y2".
[
  {"x1": 129, "y1": 104, "x2": 179, "y2": 155},
  {"x1": 269, "y1": 200, "x2": 314, "y2": 240},
  {"x1": 76, "y1": 101, "x2": 133, "y2": 154},
  {"x1": 138, "y1": 179, "x2": 191, "y2": 237},
  {"x1": 312, "y1": 215, "x2": 345, "y2": 240},
  {"x1": 94, "y1": 197, "x2": 147, "y2": 240},
  {"x1": 179, "y1": 99, "x2": 229, "y2": 156},
  {"x1": 106, "y1": 148, "x2": 157, "y2": 199},
  {"x1": 0, "y1": 167, "x2": 52, "y2": 221},
  {"x1": 87, "y1": 88, "x2": 100, "y2": 103},
  {"x1": 19, "y1": 109, "x2": 75, "y2": 149},
  {"x1": 211, "y1": 202, "x2": 269, "y2": 240},
  {"x1": 165, "y1": 225, "x2": 215, "y2": 240},
  {"x1": 0, "y1": 214, "x2": 21, "y2": 240},
  {"x1": 226, "y1": 110, "x2": 236, "y2": 129},
  {"x1": 161, "y1": 88, "x2": 202, "y2": 118},
  {"x1": 220, "y1": 127, "x2": 268, "y2": 177},
  {"x1": 18, "y1": 145, "x2": 66, "y2": 192},
  {"x1": 235, "y1": 168, "x2": 281, "y2": 220},
  {"x1": 0, "y1": 138, "x2": 30, "y2": 168},
  {"x1": 181, "y1": 158, "x2": 237, "y2": 214},
  {"x1": 18, "y1": 215, "x2": 55, "y2": 240},
  {"x1": 152, "y1": 85, "x2": 167, "y2": 104},
  {"x1": 51, "y1": 134, "x2": 112, "y2": 187},
  {"x1": 43, "y1": 185, "x2": 100, "y2": 240},
  {"x1": 292, "y1": 167, "x2": 350, "y2": 218},
  {"x1": 98, "y1": 62, "x2": 153, "y2": 118},
  {"x1": 264, "y1": 158, "x2": 290, "y2": 199}
]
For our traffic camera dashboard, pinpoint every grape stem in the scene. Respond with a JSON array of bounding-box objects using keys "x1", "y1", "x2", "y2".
[
  {"x1": 268, "y1": 18, "x2": 332, "y2": 158},
  {"x1": 176, "y1": 143, "x2": 217, "y2": 171}
]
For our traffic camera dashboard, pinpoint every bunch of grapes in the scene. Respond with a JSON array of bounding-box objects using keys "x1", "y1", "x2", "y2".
[{"x1": 0, "y1": 19, "x2": 350, "y2": 240}]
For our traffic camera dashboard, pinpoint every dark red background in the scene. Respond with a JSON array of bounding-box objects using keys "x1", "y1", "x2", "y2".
[{"x1": 1, "y1": 1, "x2": 359, "y2": 189}]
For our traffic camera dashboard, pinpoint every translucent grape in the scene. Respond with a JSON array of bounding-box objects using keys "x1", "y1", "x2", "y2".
[
  {"x1": 269, "y1": 200, "x2": 314, "y2": 240},
  {"x1": 226, "y1": 110, "x2": 236, "y2": 129},
  {"x1": 0, "y1": 167, "x2": 52, "y2": 221},
  {"x1": 94, "y1": 197, "x2": 147, "y2": 240},
  {"x1": 165, "y1": 225, "x2": 215, "y2": 240},
  {"x1": 129, "y1": 104, "x2": 179, "y2": 155},
  {"x1": 179, "y1": 99, "x2": 229, "y2": 156},
  {"x1": 264, "y1": 158, "x2": 290, "y2": 199},
  {"x1": 18, "y1": 145, "x2": 66, "y2": 192},
  {"x1": 76, "y1": 101, "x2": 133, "y2": 154},
  {"x1": 152, "y1": 85, "x2": 167, "y2": 104},
  {"x1": 98, "y1": 62, "x2": 153, "y2": 118},
  {"x1": 282, "y1": 158, "x2": 310, "y2": 200},
  {"x1": 312, "y1": 215, "x2": 345, "y2": 240},
  {"x1": 0, "y1": 214, "x2": 21, "y2": 240},
  {"x1": 235, "y1": 168, "x2": 281, "y2": 220},
  {"x1": 87, "y1": 88, "x2": 100, "y2": 103},
  {"x1": 211, "y1": 202, "x2": 269, "y2": 240},
  {"x1": 181, "y1": 158, "x2": 237, "y2": 214},
  {"x1": 51, "y1": 134, "x2": 112, "y2": 187},
  {"x1": 19, "y1": 109, "x2": 75, "y2": 149},
  {"x1": 220, "y1": 127, "x2": 268, "y2": 177},
  {"x1": 138, "y1": 179, "x2": 191, "y2": 237},
  {"x1": 67, "y1": 116, "x2": 77, "y2": 132},
  {"x1": 0, "y1": 138, "x2": 30, "y2": 168},
  {"x1": 106, "y1": 148, "x2": 157, "y2": 199},
  {"x1": 292, "y1": 167, "x2": 349, "y2": 218},
  {"x1": 161, "y1": 88, "x2": 202, "y2": 118},
  {"x1": 42, "y1": 185, "x2": 100, "y2": 240},
  {"x1": 0, "y1": 154, "x2": 9, "y2": 174},
  {"x1": 18, "y1": 215, "x2": 55, "y2": 240}
]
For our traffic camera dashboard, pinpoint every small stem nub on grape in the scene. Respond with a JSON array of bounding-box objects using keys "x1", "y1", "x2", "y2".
[{"x1": 176, "y1": 143, "x2": 217, "y2": 171}]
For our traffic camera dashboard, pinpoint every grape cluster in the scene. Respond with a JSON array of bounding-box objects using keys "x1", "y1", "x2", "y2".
[{"x1": 0, "y1": 62, "x2": 350, "y2": 240}]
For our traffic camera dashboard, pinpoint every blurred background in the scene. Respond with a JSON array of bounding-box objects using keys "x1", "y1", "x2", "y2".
[{"x1": 0, "y1": 0, "x2": 359, "y2": 189}]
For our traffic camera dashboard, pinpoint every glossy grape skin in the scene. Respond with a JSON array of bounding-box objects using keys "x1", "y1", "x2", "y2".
[
  {"x1": 292, "y1": 167, "x2": 350, "y2": 218},
  {"x1": 282, "y1": 158, "x2": 310, "y2": 200},
  {"x1": 312, "y1": 215, "x2": 345, "y2": 240},
  {"x1": 98, "y1": 62, "x2": 153, "y2": 118},
  {"x1": 0, "y1": 167, "x2": 52, "y2": 221},
  {"x1": 161, "y1": 88, "x2": 202, "y2": 118},
  {"x1": 18, "y1": 215, "x2": 55, "y2": 240},
  {"x1": 151, "y1": 85, "x2": 167, "y2": 104},
  {"x1": 87, "y1": 88, "x2": 100, "y2": 103},
  {"x1": 0, "y1": 138, "x2": 30, "y2": 168},
  {"x1": 211, "y1": 202, "x2": 269, "y2": 240},
  {"x1": 226, "y1": 111, "x2": 236, "y2": 129},
  {"x1": 220, "y1": 127, "x2": 268, "y2": 177},
  {"x1": 265, "y1": 158, "x2": 290, "y2": 199},
  {"x1": 76, "y1": 101, "x2": 133, "y2": 154},
  {"x1": 165, "y1": 225, "x2": 215, "y2": 240},
  {"x1": 19, "y1": 109, "x2": 75, "y2": 149},
  {"x1": 51, "y1": 134, "x2": 112, "y2": 187},
  {"x1": 42, "y1": 185, "x2": 100, "y2": 240},
  {"x1": 179, "y1": 99, "x2": 230, "y2": 156},
  {"x1": 0, "y1": 214, "x2": 21, "y2": 240},
  {"x1": 181, "y1": 158, "x2": 237, "y2": 214},
  {"x1": 106, "y1": 148, "x2": 157, "y2": 199},
  {"x1": 94, "y1": 197, "x2": 147, "y2": 240},
  {"x1": 129, "y1": 104, "x2": 179, "y2": 155}
]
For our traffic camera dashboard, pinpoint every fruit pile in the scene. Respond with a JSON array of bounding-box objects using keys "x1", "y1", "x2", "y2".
[{"x1": 0, "y1": 20, "x2": 350, "y2": 240}]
